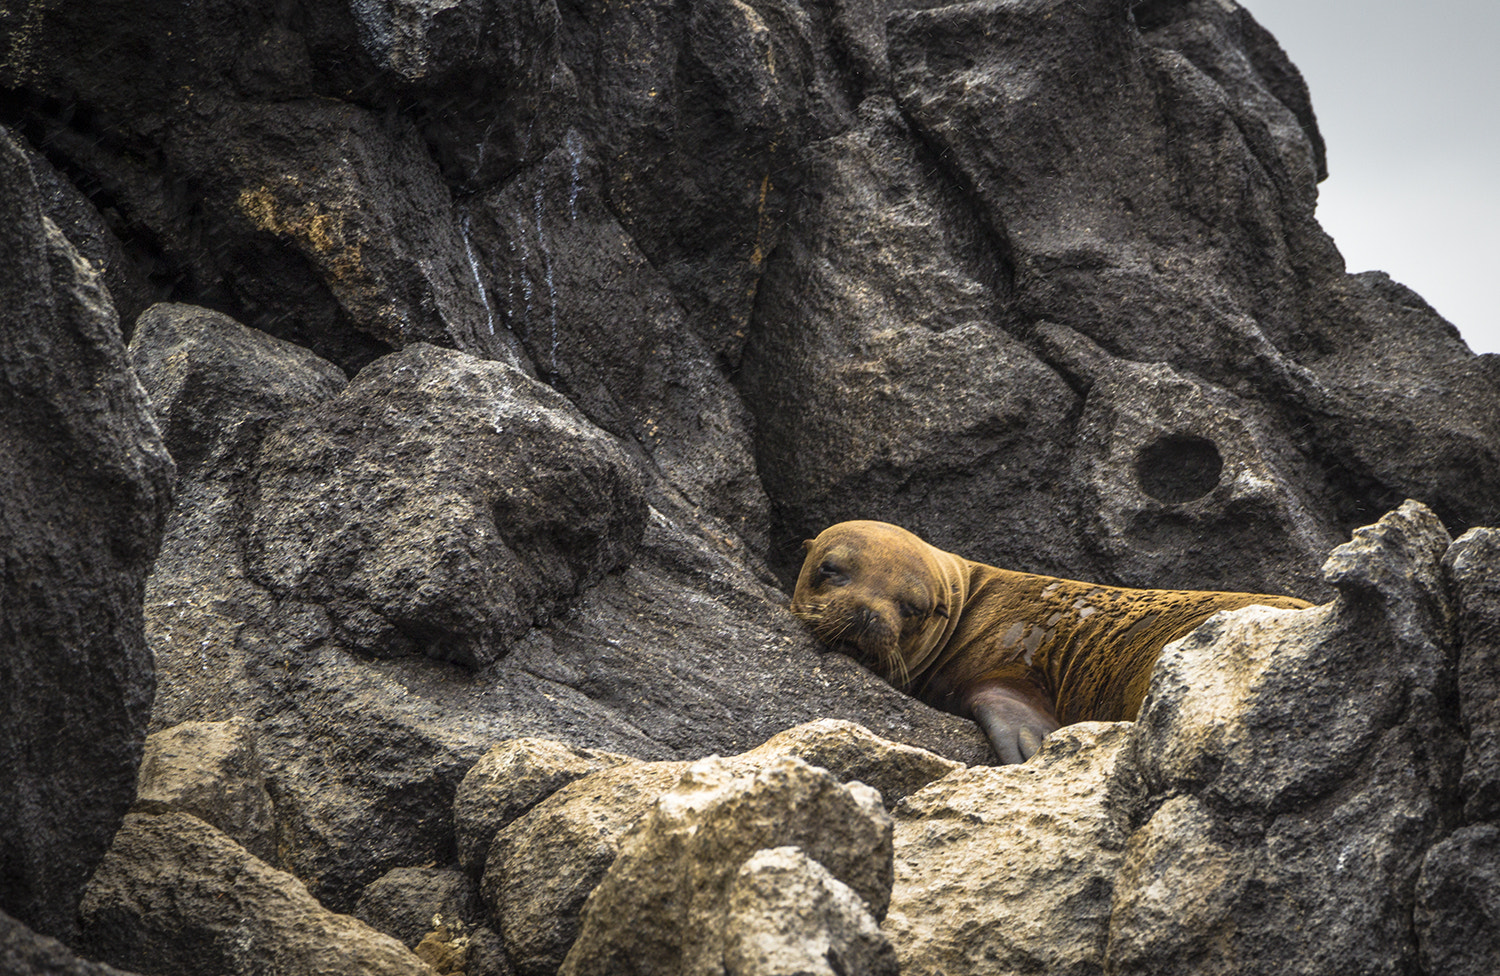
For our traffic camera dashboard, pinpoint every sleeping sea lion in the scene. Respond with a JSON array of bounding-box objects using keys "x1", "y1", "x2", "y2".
[{"x1": 790, "y1": 520, "x2": 1311, "y2": 763}]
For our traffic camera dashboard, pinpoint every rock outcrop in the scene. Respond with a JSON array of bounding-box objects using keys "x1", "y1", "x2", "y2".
[
  {"x1": 2, "y1": 0, "x2": 1499, "y2": 974},
  {"x1": 0, "y1": 128, "x2": 174, "y2": 942}
]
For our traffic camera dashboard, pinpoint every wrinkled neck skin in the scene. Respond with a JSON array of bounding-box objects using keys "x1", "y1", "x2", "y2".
[{"x1": 897, "y1": 544, "x2": 972, "y2": 687}]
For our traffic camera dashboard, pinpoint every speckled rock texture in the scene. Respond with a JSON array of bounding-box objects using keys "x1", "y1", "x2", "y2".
[{"x1": 2, "y1": 0, "x2": 1498, "y2": 973}]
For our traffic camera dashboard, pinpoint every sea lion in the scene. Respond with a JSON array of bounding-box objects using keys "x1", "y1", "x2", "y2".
[{"x1": 791, "y1": 520, "x2": 1311, "y2": 763}]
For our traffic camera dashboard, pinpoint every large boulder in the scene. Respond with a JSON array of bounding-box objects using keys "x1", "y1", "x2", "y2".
[
  {"x1": 1110, "y1": 501, "x2": 1462, "y2": 975},
  {"x1": 76, "y1": 812, "x2": 437, "y2": 976},
  {"x1": 559, "y1": 756, "x2": 893, "y2": 976},
  {"x1": 246, "y1": 341, "x2": 648, "y2": 669},
  {"x1": 883, "y1": 724, "x2": 1135, "y2": 976},
  {"x1": 0, "y1": 129, "x2": 174, "y2": 940}
]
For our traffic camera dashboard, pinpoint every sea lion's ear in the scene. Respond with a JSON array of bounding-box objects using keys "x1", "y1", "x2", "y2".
[
  {"x1": 933, "y1": 604, "x2": 950, "y2": 620},
  {"x1": 802, "y1": 539, "x2": 814, "y2": 553}
]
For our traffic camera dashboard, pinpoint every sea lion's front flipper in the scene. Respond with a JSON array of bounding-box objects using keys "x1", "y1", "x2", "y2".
[{"x1": 965, "y1": 681, "x2": 1062, "y2": 765}]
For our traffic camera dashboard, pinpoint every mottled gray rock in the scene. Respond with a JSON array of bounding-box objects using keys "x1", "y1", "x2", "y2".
[
  {"x1": 134, "y1": 718, "x2": 276, "y2": 862},
  {"x1": 191, "y1": 99, "x2": 515, "y2": 368},
  {"x1": 1043, "y1": 321, "x2": 1339, "y2": 596},
  {"x1": 559, "y1": 756, "x2": 892, "y2": 976},
  {"x1": 129, "y1": 302, "x2": 348, "y2": 479},
  {"x1": 467, "y1": 139, "x2": 770, "y2": 548},
  {"x1": 887, "y1": 0, "x2": 1323, "y2": 394},
  {"x1": 883, "y1": 724, "x2": 1134, "y2": 976},
  {"x1": 349, "y1": 0, "x2": 576, "y2": 187},
  {"x1": 9, "y1": 128, "x2": 154, "y2": 327},
  {"x1": 1414, "y1": 825, "x2": 1500, "y2": 976},
  {"x1": 130, "y1": 303, "x2": 347, "y2": 730},
  {"x1": 454, "y1": 737, "x2": 634, "y2": 875},
  {"x1": 0, "y1": 128, "x2": 174, "y2": 940},
  {"x1": 483, "y1": 760, "x2": 690, "y2": 976},
  {"x1": 723, "y1": 847, "x2": 898, "y2": 976},
  {"x1": 739, "y1": 96, "x2": 1083, "y2": 578},
  {"x1": 886, "y1": 0, "x2": 1500, "y2": 543},
  {"x1": 1111, "y1": 501, "x2": 1462, "y2": 976},
  {"x1": 247, "y1": 341, "x2": 648, "y2": 669},
  {"x1": 355, "y1": 867, "x2": 483, "y2": 949},
  {"x1": 1443, "y1": 527, "x2": 1500, "y2": 821},
  {"x1": 76, "y1": 812, "x2": 436, "y2": 976},
  {"x1": 562, "y1": 0, "x2": 843, "y2": 365},
  {"x1": 0, "y1": 909, "x2": 143, "y2": 976}
]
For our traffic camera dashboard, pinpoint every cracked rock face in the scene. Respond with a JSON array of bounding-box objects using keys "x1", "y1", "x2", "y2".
[{"x1": 3, "y1": 0, "x2": 1500, "y2": 974}]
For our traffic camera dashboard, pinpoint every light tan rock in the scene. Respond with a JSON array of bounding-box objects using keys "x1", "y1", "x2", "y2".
[
  {"x1": 882, "y1": 722, "x2": 1133, "y2": 976},
  {"x1": 559, "y1": 755, "x2": 893, "y2": 976},
  {"x1": 722, "y1": 846, "x2": 898, "y2": 976},
  {"x1": 479, "y1": 718, "x2": 956, "y2": 974},
  {"x1": 134, "y1": 718, "x2": 276, "y2": 862},
  {"x1": 454, "y1": 736, "x2": 635, "y2": 875},
  {"x1": 1108, "y1": 500, "x2": 1461, "y2": 976},
  {"x1": 734, "y1": 718, "x2": 963, "y2": 806},
  {"x1": 483, "y1": 759, "x2": 689, "y2": 976}
]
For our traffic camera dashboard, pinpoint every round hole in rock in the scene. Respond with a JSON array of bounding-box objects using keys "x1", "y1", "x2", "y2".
[{"x1": 1135, "y1": 434, "x2": 1223, "y2": 504}]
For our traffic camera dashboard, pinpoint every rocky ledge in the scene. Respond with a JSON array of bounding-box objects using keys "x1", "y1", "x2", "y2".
[{"x1": 1, "y1": 0, "x2": 1498, "y2": 975}]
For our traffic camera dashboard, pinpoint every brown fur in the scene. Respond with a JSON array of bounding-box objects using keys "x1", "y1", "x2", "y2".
[{"x1": 791, "y1": 521, "x2": 1311, "y2": 762}]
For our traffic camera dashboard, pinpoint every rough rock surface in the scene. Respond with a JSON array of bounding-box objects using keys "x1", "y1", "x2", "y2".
[
  {"x1": 454, "y1": 737, "x2": 635, "y2": 875},
  {"x1": 1111, "y1": 501, "x2": 1463, "y2": 976},
  {"x1": 354, "y1": 867, "x2": 484, "y2": 949},
  {"x1": 76, "y1": 812, "x2": 436, "y2": 976},
  {"x1": 483, "y1": 760, "x2": 691, "y2": 976},
  {"x1": 723, "y1": 847, "x2": 899, "y2": 976},
  {"x1": 1443, "y1": 527, "x2": 1500, "y2": 821},
  {"x1": 134, "y1": 718, "x2": 276, "y2": 861},
  {"x1": 883, "y1": 724, "x2": 1136, "y2": 976},
  {"x1": 481, "y1": 720, "x2": 953, "y2": 974},
  {"x1": 246, "y1": 341, "x2": 649, "y2": 669},
  {"x1": 3, "y1": 0, "x2": 1500, "y2": 973},
  {"x1": 559, "y1": 756, "x2": 893, "y2": 976},
  {"x1": 0, "y1": 910, "x2": 142, "y2": 976},
  {"x1": 0, "y1": 128, "x2": 174, "y2": 941}
]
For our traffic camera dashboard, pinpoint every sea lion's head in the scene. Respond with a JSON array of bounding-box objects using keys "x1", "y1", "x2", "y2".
[{"x1": 790, "y1": 520, "x2": 963, "y2": 688}]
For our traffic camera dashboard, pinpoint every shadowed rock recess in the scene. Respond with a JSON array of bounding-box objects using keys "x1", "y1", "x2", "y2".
[{"x1": 1, "y1": 0, "x2": 1498, "y2": 973}]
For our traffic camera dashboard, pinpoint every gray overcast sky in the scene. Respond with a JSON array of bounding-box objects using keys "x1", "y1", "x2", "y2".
[{"x1": 1243, "y1": 0, "x2": 1499, "y2": 354}]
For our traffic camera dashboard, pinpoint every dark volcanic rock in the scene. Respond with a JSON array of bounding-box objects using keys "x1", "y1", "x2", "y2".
[
  {"x1": 888, "y1": 0, "x2": 1320, "y2": 387},
  {"x1": 1443, "y1": 527, "x2": 1500, "y2": 821},
  {"x1": 0, "y1": 129, "x2": 174, "y2": 940},
  {"x1": 9, "y1": 128, "x2": 155, "y2": 328},
  {"x1": 739, "y1": 97, "x2": 1083, "y2": 578},
  {"x1": 558, "y1": 0, "x2": 843, "y2": 364},
  {"x1": 0, "y1": 910, "x2": 142, "y2": 976},
  {"x1": 128, "y1": 303, "x2": 347, "y2": 729},
  {"x1": 1042, "y1": 321, "x2": 1340, "y2": 596},
  {"x1": 247, "y1": 341, "x2": 648, "y2": 668},
  {"x1": 884, "y1": 0, "x2": 1500, "y2": 550},
  {"x1": 1414, "y1": 825, "x2": 1500, "y2": 976},
  {"x1": 355, "y1": 866, "x2": 483, "y2": 949},
  {"x1": 466, "y1": 140, "x2": 770, "y2": 548}
]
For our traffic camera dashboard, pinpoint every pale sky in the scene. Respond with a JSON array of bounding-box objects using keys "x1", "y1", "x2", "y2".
[{"x1": 1244, "y1": 1, "x2": 1499, "y2": 354}]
